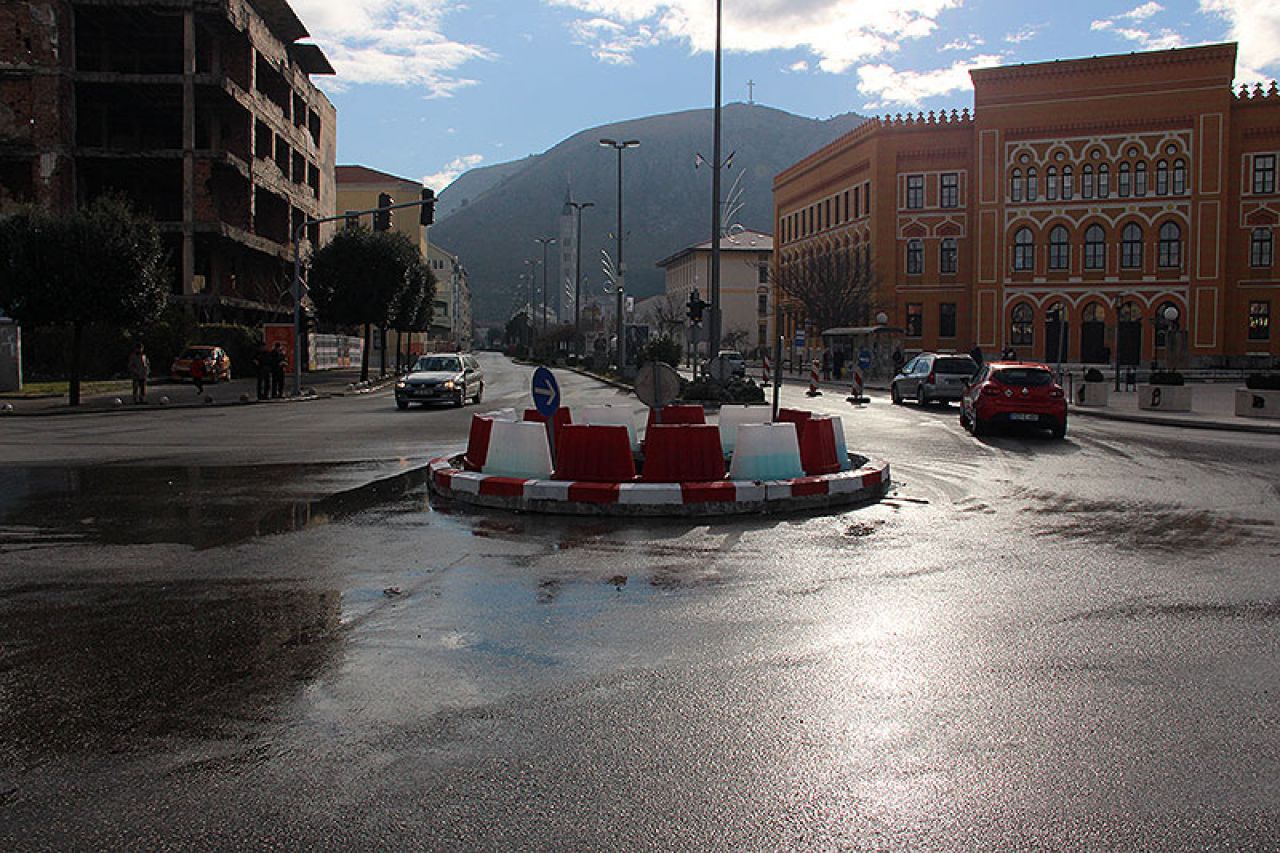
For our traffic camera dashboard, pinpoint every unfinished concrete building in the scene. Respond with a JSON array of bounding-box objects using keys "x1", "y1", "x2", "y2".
[{"x1": 0, "y1": 0, "x2": 337, "y2": 323}]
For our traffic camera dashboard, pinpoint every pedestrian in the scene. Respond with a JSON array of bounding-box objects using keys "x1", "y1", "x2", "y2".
[
  {"x1": 270, "y1": 341, "x2": 287, "y2": 398},
  {"x1": 833, "y1": 349, "x2": 846, "y2": 381},
  {"x1": 969, "y1": 345, "x2": 984, "y2": 367},
  {"x1": 127, "y1": 342, "x2": 149, "y2": 404},
  {"x1": 892, "y1": 348, "x2": 905, "y2": 376},
  {"x1": 189, "y1": 350, "x2": 206, "y2": 395},
  {"x1": 821, "y1": 349, "x2": 832, "y2": 381},
  {"x1": 253, "y1": 344, "x2": 271, "y2": 400}
]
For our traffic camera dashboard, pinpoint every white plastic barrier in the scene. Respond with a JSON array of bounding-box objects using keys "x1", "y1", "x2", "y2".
[
  {"x1": 728, "y1": 422, "x2": 804, "y2": 481},
  {"x1": 830, "y1": 415, "x2": 850, "y2": 471},
  {"x1": 718, "y1": 404, "x2": 772, "y2": 455},
  {"x1": 580, "y1": 404, "x2": 640, "y2": 451},
  {"x1": 482, "y1": 420, "x2": 553, "y2": 479},
  {"x1": 481, "y1": 408, "x2": 518, "y2": 422}
]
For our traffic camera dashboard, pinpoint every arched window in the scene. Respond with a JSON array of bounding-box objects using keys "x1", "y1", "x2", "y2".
[
  {"x1": 1156, "y1": 160, "x2": 1169, "y2": 195},
  {"x1": 1013, "y1": 227, "x2": 1035, "y2": 271},
  {"x1": 1155, "y1": 300, "x2": 1180, "y2": 348},
  {"x1": 1084, "y1": 224, "x2": 1106, "y2": 270},
  {"x1": 1062, "y1": 166, "x2": 1074, "y2": 200},
  {"x1": 906, "y1": 238, "x2": 924, "y2": 274},
  {"x1": 1046, "y1": 166, "x2": 1058, "y2": 201},
  {"x1": 940, "y1": 237, "x2": 958, "y2": 274},
  {"x1": 1253, "y1": 228, "x2": 1275, "y2": 268},
  {"x1": 1118, "y1": 162, "x2": 1132, "y2": 197},
  {"x1": 1098, "y1": 164, "x2": 1110, "y2": 198},
  {"x1": 1121, "y1": 223, "x2": 1144, "y2": 269},
  {"x1": 1011, "y1": 303, "x2": 1034, "y2": 346},
  {"x1": 1048, "y1": 225, "x2": 1070, "y2": 270},
  {"x1": 1083, "y1": 302, "x2": 1106, "y2": 323},
  {"x1": 1082, "y1": 165, "x2": 1095, "y2": 199},
  {"x1": 1026, "y1": 167, "x2": 1038, "y2": 202},
  {"x1": 1172, "y1": 159, "x2": 1187, "y2": 195},
  {"x1": 1135, "y1": 161, "x2": 1148, "y2": 196},
  {"x1": 1010, "y1": 169, "x2": 1023, "y2": 202},
  {"x1": 1158, "y1": 222, "x2": 1182, "y2": 268}
]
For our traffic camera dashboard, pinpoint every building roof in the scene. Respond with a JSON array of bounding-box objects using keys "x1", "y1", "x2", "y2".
[
  {"x1": 249, "y1": 0, "x2": 309, "y2": 44},
  {"x1": 289, "y1": 43, "x2": 335, "y2": 76},
  {"x1": 335, "y1": 165, "x2": 422, "y2": 187},
  {"x1": 655, "y1": 230, "x2": 773, "y2": 269}
]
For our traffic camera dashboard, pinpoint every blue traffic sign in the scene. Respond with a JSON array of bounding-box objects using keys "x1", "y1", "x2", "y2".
[
  {"x1": 531, "y1": 366, "x2": 560, "y2": 417},
  {"x1": 858, "y1": 349, "x2": 872, "y2": 370},
  {"x1": 794, "y1": 329, "x2": 806, "y2": 347}
]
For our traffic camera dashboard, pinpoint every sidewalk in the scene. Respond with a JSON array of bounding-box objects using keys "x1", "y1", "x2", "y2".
[{"x1": 0, "y1": 367, "x2": 399, "y2": 417}]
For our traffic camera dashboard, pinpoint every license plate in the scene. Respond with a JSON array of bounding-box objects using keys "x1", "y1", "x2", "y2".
[
  {"x1": 413, "y1": 388, "x2": 438, "y2": 397},
  {"x1": 1009, "y1": 412, "x2": 1039, "y2": 422}
]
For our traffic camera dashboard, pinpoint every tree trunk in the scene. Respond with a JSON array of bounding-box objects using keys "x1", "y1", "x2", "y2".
[
  {"x1": 69, "y1": 320, "x2": 83, "y2": 406},
  {"x1": 361, "y1": 323, "x2": 371, "y2": 382},
  {"x1": 379, "y1": 324, "x2": 387, "y2": 377}
]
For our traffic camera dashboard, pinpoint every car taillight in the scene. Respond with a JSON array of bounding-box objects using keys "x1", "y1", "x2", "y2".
[
  {"x1": 980, "y1": 384, "x2": 1002, "y2": 396},
  {"x1": 1050, "y1": 386, "x2": 1065, "y2": 399},
  {"x1": 926, "y1": 370, "x2": 936, "y2": 385}
]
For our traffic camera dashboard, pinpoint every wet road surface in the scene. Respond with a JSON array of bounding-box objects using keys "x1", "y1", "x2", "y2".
[{"x1": 1, "y1": 353, "x2": 1278, "y2": 849}]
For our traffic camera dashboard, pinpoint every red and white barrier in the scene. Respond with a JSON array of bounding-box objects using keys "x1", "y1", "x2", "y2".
[
  {"x1": 762, "y1": 353, "x2": 771, "y2": 386},
  {"x1": 806, "y1": 359, "x2": 823, "y2": 397},
  {"x1": 847, "y1": 365, "x2": 867, "y2": 404}
]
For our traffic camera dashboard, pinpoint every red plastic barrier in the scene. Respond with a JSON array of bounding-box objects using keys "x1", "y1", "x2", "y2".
[
  {"x1": 799, "y1": 416, "x2": 842, "y2": 475},
  {"x1": 645, "y1": 404, "x2": 706, "y2": 431},
  {"x1": 464, "y1": 415, "x2": 494, "y2": 471},
  {"x1": 776, "y1": 407, "x2": 813, "y2": 440},
  {"x1": 523, "y1": 406, "x2": 573, "y2": 437},
  {"x1": 554, "y1": 424, "x2": 636, "y2": 482},
  {"x1": 641, "y1": 424, "x2": 726, "y2": 483}
]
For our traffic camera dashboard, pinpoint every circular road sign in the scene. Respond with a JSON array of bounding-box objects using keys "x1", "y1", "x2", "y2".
[
  {"x1": 635, "y1": 362, "x2": 682, "y2": 410},
  {"x1": 531, "y1": 366, "x2": 561, "y2": 417}
]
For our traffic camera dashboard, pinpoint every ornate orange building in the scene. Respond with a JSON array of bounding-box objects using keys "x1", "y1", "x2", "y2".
[{"x1": 773, "y1": 43, "x2": 1280, "y2": 368}]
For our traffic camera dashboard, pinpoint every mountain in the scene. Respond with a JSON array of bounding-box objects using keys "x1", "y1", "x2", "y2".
[{"x1": 428, "y1": 103, "x2": 866, "y2": 325}]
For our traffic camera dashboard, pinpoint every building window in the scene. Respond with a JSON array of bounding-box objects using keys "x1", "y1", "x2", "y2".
[
  {"x1": 1119, "y1": 162, "x2": 1131, "y2": 197},
  {"x1": 940, "y1": 303, "x2": 957, "y2": 338},
  {"x1": 1121, "y1": 223, "x2": 1143, "y2": 269},
  {"x1": 1135, "y1": 161, "x2": 1148, "y2": 196},
  {"x1": 1254, "y1": 154, "x2": 1277, "y2": 195},
  {"x1": 1010, "y1": 169, "x2": 1023, "y2": 202},
  {"x1": 757, "y1": 259, "x2": 769, "y2": 283},
  {"x1": 758, "y1": 290, "x2": 768, "y2": 315},
  {"x1": 1026, "y1": 168, "x2": 1038, "y2": 202},
  {"x1": 1062, "y1": 166, "x2": 1074, "y2": 200},
  {"x1": 906, "y1": 303, "x2": 923, "y2": 337},
  {"x1": 1158, "y1": 222, "x2": 1182, "y2": 268},
  {"x1": 941, "y1": 173, "x2": 959, "y2": 208},
  {"x1": 940, "y1": 238, "x2": 957, "y2": 273},
  {"x1": 907, "y1": 174, "x2": 924, "y2": 209},
  {"x1": 1253, "y1": 228, "x2": 1275, "y2": 267},
  {"x1": 1156, "y1": 160, "x2": 1169, "y2": 195},
  {"x1": 1048, "y1": 225, "x2": 1069, "y2": 270},
  {"x1": 1013, "y1": 227, "x2": 1034, "y2": 271},
  {"x1": 864, "y1": 182, "x2": 872, "y2": 216},
  {"x1": 1249, "y1": 301, "x2": 1271, "y2": 340},
  {"x1": 1084, "y1": 224, "x2": 1106, "y2": 270},
  {"x1": 906, "y1": 239, "x2": 924, "y2": 275},
  {"x1": 853, "y1": 187, "x2": 861, "y2": 217},
  {"x1": 843, "y1": 190, "x2": 850, "y2": 222},
  {"x1": 1172, "y1": 159, "x2": 1187, "y2": 195},
  {"x1": 1082, "y1": 165, "x2": 1095, "y2": 199},
  {"x1": 1098, "y1": 164, "x2": 1110, "y2": 198},
  {"x1": 1011, "y1": 303, "x2": 1033, "y2": 346},
  {"x1": 1046, "y1": 167, "x2": 1058, "y2": 201}
]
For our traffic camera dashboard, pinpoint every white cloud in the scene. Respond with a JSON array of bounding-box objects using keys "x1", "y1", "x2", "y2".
[
  {"x1": 1091, "y1": 4, "x2": 1187, "y2": 52},
  {"x1": 1004, "y1": 26, "x2": 1040, "y2": 45},
  {"x1": 287, "y1": 1, "x2": 493, "y2": 94},
  {"x1": 942, "y1": 35, "x2": 984, "y2": 51},
  {"x1": 546, "y1": 0, "x2": 963, "y2": 73},
  {"x1": 1200, "y1": 0, "x2": 1280, "y2": 82},
  {"x1": 422, "y1": 154, "x2": 485, "y2": 192},
  {"x1": 787, "y1": 60, "x2": 811, "y2": 73},
  {"x1": 1120, "y1": 2, "x2": 1164, "y2": 21},
  {"x1": 856, "y1": 53, "x2": 1002, "y2": 109}
]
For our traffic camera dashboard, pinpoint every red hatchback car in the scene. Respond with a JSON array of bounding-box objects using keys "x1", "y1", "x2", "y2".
[{"x1": 960, "y1": 361, "x2": 1067, "y2": 439}]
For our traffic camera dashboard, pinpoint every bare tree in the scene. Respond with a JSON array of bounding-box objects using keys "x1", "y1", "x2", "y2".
[
  {"x1": 650, "y1": 292, "x2": 687, "y2": 340},
  {"x1": 772, "y1": 243, "x2": 879, "y2": 333},
  {"x1": 721, "y1": 327, "x2": 750, "y2": 352}
]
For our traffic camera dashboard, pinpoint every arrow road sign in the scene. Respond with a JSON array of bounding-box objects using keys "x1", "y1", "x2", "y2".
[{"x1": 531, "y1": 366, "x2": 560, "y2": 417}]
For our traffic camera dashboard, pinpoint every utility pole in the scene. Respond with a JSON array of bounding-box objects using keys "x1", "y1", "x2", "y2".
[
  {"x1": 567, "y1": 200, "x2": 594, "y2": 357},
  {"x1": 709, "y1": 0, "x2": 723, "y2": 359},
  {"x1": 535, "y1": 237, "x2": 556, "y2": 335},
  {"x1": 600, "y1": 138, "x2": 640, "y2": 373}
]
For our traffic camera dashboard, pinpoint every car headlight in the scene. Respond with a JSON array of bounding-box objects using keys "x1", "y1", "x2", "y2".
[
  {"x1": 396, "y1": 381, "x2": 406, "y2": 389},
  {"x1": 443, "y1": 380, "x2": 455, "y2": 390}
]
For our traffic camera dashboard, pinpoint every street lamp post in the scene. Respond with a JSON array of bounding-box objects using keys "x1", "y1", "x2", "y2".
[
  {"x1": 535, "y1": 237, "x2": 556, "y2": 335},
  {"x1": 600, "y1": 138, "x2": 640, "y2": 372},
  {"x1": 709, "y1": 0, "x2": 724, "y2": 359},
  {"x1": 567, "y1": 200, "x2": 593, "y2": 358},
  {"x1": 1113, "y1": 295, "x2": 1124, "y2": 392}
]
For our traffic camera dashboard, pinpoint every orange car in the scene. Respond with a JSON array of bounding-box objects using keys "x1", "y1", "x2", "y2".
[{"x1": 170, "y1": 346, "x2": 232, "y2": 383}]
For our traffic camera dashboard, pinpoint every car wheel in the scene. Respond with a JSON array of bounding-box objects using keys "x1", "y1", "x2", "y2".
[
  {"x1": 453, "y1": 386, "x2": 466, "y2": 407},
  {"x1": 916, "y1": 385, "x2": 929, "y2": 406},
  {"x1": 472, "y1": 383, "x2": 483, "y2": 404},
  {"x1": 973, "y1": 416, "x2": 989, "y2": 437},
  {"x1": 1051, "y1": 420, "x2": 1067, "y2": 440},
  {"x1": 959, "y1": 410, "x2": 970, "y2": 431},
  {"x1": 396, "y1": 399, "x2": 409, "y2": 411},
  {"x1": 891, "y1": 383, "x2": 903, "y2": 405}
]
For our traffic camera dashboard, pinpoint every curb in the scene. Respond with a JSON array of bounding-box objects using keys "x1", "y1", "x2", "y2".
[
  {"x1": 1067, "y1": 405, "x2": 1280, "y2": 435},
  {"x1": 1, "y1": 390, "x2": 325, "y2": 417},
  {"x1": 427, "y1": 454, "x2": 891, "y2": 518}
]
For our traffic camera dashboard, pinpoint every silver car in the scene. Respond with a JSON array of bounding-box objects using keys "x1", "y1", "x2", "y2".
[
  {"x1": 395, "y1": 353, "x2": 484, "y2": 409},
  {"x1": 891, "y1": 353, "x2": 978, "y2": 405}
]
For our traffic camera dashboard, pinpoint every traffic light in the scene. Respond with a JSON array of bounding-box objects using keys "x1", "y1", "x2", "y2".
[
  {"x1": 687, "y1": 288, "x2": 705, "y2": 324},
  {"x1": 419, "y1": 187, "x2": 435, "y2": 226},
  {"x1": 374, "y1": 192, "x2": 393, "y2": 231}
]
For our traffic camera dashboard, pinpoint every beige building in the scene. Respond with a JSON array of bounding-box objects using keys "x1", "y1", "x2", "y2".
[
  {"x1": 656, "y1": 230, "x2": 774, "y2": 357},
  {"x1": 427, "y1": 243, "x2": 473, "y2": 351}
]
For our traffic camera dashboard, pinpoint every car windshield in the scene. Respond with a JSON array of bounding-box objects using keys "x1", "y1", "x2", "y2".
[
  {"x1": 992, "y1": 368, "x2": 1053, "y2": 386},
  {"x1": 415, "y1": 356, "x2": 460, "y2": 372},
  {"x1": 935, "y1": 357, "x2": 977, "y2": 375}
]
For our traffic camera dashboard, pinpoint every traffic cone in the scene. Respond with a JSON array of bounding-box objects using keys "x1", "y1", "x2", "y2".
[
  {"x1": 806, "y1": 359, "x2": 822, "y2": 397},
  {"x1": 762, "y1": 353, "x2": 771, "y2": 387}
]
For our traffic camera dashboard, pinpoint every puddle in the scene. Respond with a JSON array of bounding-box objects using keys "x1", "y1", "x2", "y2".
[
  {"x1": 0, "y1": 580, "x2": 342, "y2": 760},
  {"x1": 0, "y1": 463, "x2": 431, "y2": 550}
]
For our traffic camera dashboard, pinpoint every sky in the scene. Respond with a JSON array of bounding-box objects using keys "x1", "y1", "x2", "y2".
[{"x1": 286, "y1": 0, "x2": 1280, "y2": 192}]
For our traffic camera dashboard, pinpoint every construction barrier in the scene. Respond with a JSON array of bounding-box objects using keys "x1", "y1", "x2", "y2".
[{"x1": 807, "y1": 359, "x2": 822, "y2": 397}]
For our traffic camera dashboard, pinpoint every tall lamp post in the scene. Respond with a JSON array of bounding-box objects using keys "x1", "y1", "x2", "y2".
[
  {"x1": 600, "y1": 137, "x2": 640, "y2": 372},
  {"x1": 708, "y1": 0, "x2": 724, "y2": 359},
  {"x1": 567, "y1": 200, "x2": 594, "y2": 357},
  {"x1": 534, "y1": 237, "x2": 556, "y2": 335}
]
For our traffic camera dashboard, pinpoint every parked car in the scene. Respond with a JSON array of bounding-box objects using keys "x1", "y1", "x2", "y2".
[
  {"x1": 960, "y1": 361, "x2": 1067, "y2": 439},
  {"x1": 170, "y1": 346, "x2": 231, "y2": 383},
  {"x1": 395, "y1": 353, "x2": 484, "y2": 409},
  {"x1": 716, "y1": 350, "x2": 747, "y2": 378},
  {"x1": 891, "y1": 353, "x2": 978, "y2": 405}
]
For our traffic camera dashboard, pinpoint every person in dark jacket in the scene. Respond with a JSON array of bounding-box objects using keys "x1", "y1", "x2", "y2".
[
  {"x1": 269, "y1": 342, "x2": 287, "y2": 398},
  {"x1": 253, "y1": 345, "x2": 271, "y2": 400}
]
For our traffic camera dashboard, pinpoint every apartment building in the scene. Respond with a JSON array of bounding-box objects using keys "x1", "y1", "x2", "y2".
[
  {"x1": 656, "y1": 230, "x2": 774, "y2": 357},
  {"x1": 0, "y1": 0, "x2": 337, "y2": 322},
  {"x1": 774, "y1": 43, "x2": 1280, "y2": 367}
]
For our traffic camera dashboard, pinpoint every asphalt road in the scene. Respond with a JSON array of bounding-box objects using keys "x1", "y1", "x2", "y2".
[{"x1": 1, "y1": 352, "x2": 1278, "y2": 850}]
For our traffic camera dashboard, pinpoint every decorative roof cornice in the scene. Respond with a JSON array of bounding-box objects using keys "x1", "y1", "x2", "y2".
[{"x1": 970, "y1": 42, "x2": 1238, "y2": 84}]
